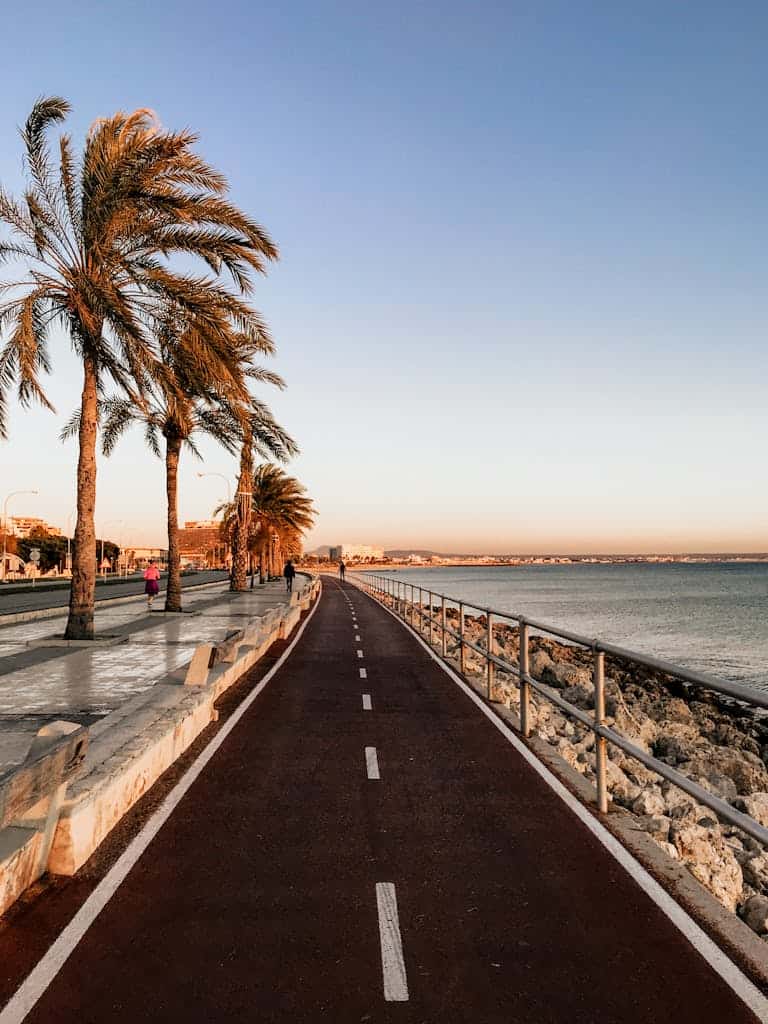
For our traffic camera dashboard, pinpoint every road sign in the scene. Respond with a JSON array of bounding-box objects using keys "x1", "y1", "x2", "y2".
[{"x1": 29, "y1": 548, "x2": 41, "y2": 563}]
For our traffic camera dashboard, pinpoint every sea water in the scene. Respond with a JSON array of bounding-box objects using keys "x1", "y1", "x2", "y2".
[{"x1": 367, "y1": 563, "x2": 768, "y2": 693}]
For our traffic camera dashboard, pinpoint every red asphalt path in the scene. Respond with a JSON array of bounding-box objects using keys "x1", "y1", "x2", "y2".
[{"x1": 2, "y1": 579, "x2": 762, "y2": 1023}]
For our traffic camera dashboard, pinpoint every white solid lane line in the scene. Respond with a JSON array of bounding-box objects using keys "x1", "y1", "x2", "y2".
[
  {"x1": 375, "y1": 883, "x2": 409, "y2": 1002},
  {"x1": 359, "y1": 667, "x2": 367, "y2": 679},
  {"x1": 365, "y1": 747, "x2": 380, "y2": 779},
  {"x1": 357, "y1": 649, "x2": 364, "y2": 658},
  {"x1": 362, "y1": 694, "x2": 372, "y2": 711}
]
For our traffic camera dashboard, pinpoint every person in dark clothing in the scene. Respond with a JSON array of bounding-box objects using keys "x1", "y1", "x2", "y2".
[
  {"x1": 338, "y1": 560, "x2": 346, "y2": 581},
  {"x1": 283, "y1": 559, "x2": 296, "y2": 593}
]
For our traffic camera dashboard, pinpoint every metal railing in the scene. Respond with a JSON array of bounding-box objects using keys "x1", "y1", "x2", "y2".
[{"x1": 351, "y1": 572, "x2": 768, "y2": 847}]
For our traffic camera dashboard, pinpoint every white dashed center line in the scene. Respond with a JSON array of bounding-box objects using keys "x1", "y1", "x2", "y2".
[
  {"x1": 365, "y1": 746, "x2": 380, "y2": 779},
  {"x1": 375, "y1": 883, "x2": 409, "y2": 1001},
  {"x1": 362, "y1": 694, "x2": 372, "y2": 711},
  {"x1": 359, "y1": 667, "x2": 367, "y2": 679},
  {"x1": 357, "y1": 649, "x2": 364, "y2": 658},
  {"x1": 355, "y1": 634, "x2": 361, "y2": 641}
]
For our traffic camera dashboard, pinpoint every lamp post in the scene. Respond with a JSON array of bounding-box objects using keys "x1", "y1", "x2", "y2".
[
  {"x1": 197, "y1": 472, "x2": 234, "y2": 571},
  {"x1": 1, "y1": 490, "x2": 39, "y2": 582},
  {"x1": 65, "y1": 511, "x2": 75, "y2": 575},
  {"x1": 196, "y1": 472, "x2": 232, "y2": 504},
  {"x1": 100, "y1": 519, "x2": 123, "y2": 577}
]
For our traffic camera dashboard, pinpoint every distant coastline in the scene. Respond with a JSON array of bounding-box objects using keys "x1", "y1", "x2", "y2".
[{"x1": 311, "y1": 553, "x2": 768, "y2": 570}]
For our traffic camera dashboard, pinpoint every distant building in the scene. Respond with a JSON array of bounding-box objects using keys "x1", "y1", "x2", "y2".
[
  {"x1": 328, "y1": 543, "x2": 385, "y2": 562},
  {"x1": 7, "y1": 516, "x2": 62, "y2": 538},
  {"x1": 178, "y1": 520, "x2": 229, "y2": 567},
  {"x1": 123, "y1": 547, "x2": 168, "y2": 570}
]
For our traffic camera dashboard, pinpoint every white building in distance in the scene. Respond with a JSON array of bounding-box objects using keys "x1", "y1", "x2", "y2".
[
  {"x1": 7, "y1": 516, "x2": 62, "y2": 538},
  {"x1": 328, "y1": 543, "x2": 384, "y2": 562}
]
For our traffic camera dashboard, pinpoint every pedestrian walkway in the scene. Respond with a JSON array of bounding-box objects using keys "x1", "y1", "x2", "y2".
[
  {"x1": 0, "y1": 579, "x2": 764, "y2": 1023},
  {"x1": 0, "y1": 581, "x2": 291, "y2": 766}
]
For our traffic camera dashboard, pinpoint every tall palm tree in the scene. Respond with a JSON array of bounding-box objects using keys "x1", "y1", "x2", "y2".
[
  {"x1": 218, "y1": 465, "x2": 315, "y2": 584},
  {"x1": 0, "y1": 98, "x2": 277, "y2": 638},
  {"x1": 63, "y1": 326, "x2": 294, "y2": 612},
  {"x1": 230, "y1": 423, "x2": 255, "y2": 592},
  {"x1": 250, "y1": 464, "x2": 315, "y2": 578}
]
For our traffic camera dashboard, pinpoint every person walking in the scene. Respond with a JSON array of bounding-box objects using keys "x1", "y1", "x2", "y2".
[
  {"x1": 339, "y1": 560, "x2": 346, "y2": 582},
  {"x1": 283, "y1": 558, "x2": 296, "y2": 593},
  {"x1": 144, "y1": 559, "x2": 161, "y2": 610}
]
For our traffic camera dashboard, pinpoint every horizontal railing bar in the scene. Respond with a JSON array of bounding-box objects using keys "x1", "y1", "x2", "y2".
[{"x1": 519, "y1": 673, "x2": 768, "y2": 845}]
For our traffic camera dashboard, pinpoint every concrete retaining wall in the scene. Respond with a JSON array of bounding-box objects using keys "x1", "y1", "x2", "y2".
[
  {"x1": 0, "y1": 723, "x2": 88, "y2": 915},
  {"x1": 1, "y1": 576, "x2": 318, "y2": 897}
]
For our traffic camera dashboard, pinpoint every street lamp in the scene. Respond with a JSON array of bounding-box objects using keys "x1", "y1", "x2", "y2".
[
  {"x1": 65, "y1": 511, "x2": 75, "y2": 575},
  {"x1": 196, "y1": 472, "x2": 232, "y2": 504},
  {"x1": 1, "y1": 490, "x2": 39, "y2": 582},
  {"x1": 100, "y1": 519, "x2": 123, "y2": 577},
  {"x1": 197, "y1": 473, "x2": 234, "y2": 570}
]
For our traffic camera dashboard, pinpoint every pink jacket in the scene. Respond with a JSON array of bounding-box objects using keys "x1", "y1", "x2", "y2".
[{"x1": 144, "y1": 565, "x2": 160, "y2": 581}]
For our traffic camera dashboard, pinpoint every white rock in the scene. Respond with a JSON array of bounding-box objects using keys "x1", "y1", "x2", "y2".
[
  {"x1": 671, "y1": 824, "x2": 743, "y2": 913},
  {"x1": 742, "y1": 854, "x2": 768, "y2": 892},
  {"x1": 740, "y1": 792, "x2": 768, "y2": 828},
  {"x1": 605, "y1": 760, "x2": 641, "y2": 804},
  {"x1": 636, "y1": 814, "x2": 671, "y2": 843},
  {"x1": 632, "y1": 788, "x2": 666, "y2": 817},
  {"x1": 741, "y1": 895, "x2": 768, "y2": 934}
]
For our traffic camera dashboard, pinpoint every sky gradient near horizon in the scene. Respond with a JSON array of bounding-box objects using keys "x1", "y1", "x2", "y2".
[{"x1": 1, "y1": 2, "x2": 767, "y2": 554}]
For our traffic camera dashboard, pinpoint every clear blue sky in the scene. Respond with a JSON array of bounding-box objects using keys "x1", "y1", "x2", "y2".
[{"x1": 1, "y1": 1, "x2": 767, "y2": 553}]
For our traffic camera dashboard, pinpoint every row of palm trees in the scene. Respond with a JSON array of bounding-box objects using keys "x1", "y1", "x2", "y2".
[
  {"x1": 218, "y1": 463, "x2": 315, "y2": 583},
  {"x1": 0, "y1": 97, "x2": 314, "y2": 635}
]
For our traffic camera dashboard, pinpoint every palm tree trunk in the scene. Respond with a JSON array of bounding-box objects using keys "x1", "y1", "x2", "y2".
[
  {"x1": 64, "y1": 356, "x2": 99, "y2": 640},
  {"x1": 230, "y1": 435, "x2": 253, "y2": 592},
  {"x1": 165, "y1": 435, "x2": 182, "y2": 612}
]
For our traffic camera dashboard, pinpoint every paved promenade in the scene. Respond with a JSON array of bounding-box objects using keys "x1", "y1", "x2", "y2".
[
  {"x1": 0, "y1": 578, "x2": 763, "y2": 1023},
  {"x1": 0, "y1": 580, "x2": 292, "y2": 767}
]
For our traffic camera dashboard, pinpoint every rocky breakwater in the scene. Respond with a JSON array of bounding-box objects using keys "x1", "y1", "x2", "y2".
[{"x1": 434, "y1": 606, "x2": 768, "y2": 940}]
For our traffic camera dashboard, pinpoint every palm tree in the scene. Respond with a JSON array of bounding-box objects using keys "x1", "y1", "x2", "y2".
[
  {"x1": 229, "y1": 413, "x2": 301, "y2": 589},
  {"x1": 218, "y1": 465, "x2": 315, "y2": 585},
  {"x1": 0, "y1": 98, "x2": 278, "y2": 638},
  {"x1": 230, "y1": 423, "x2": 255, "y2": 592},
  {"x1": 250, "y1": 464, "x2": 315, "y2": 579},
  {"x1": 64, "y1": 325, "x2": 294, "y2": 612}
]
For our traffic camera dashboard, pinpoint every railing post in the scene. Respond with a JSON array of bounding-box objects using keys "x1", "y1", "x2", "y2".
[
  {"x1": 428, "y1": 591, "x2": 434, "y2": 645},
  {"x1": 519, "y1": 619, "x2": 530, "y2": 736},
  {"x1": 459, "y1": 602, "x2": 466, "y2": 674},
  {"x1": 486, "y1": 611, "x2": 494, "y2": 699},
  {"x1": 441, "y1": 595, "x2": 447, "y2": 656},
  {"x1": 408, "y1": 584, "x2": 413, "y2": 624},
  {"x1": 418, "y1": 587, "x2": 423, "y2": 634},
  {"x1": 594, "y1": 647, "x2": 608, "y2": 813}
]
